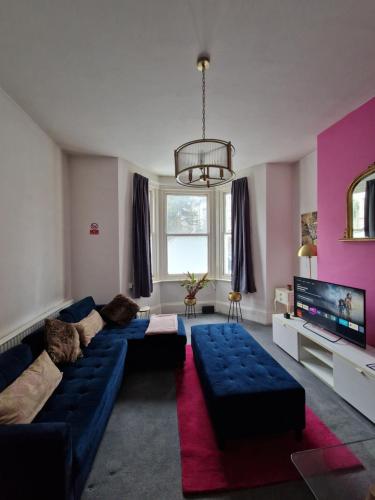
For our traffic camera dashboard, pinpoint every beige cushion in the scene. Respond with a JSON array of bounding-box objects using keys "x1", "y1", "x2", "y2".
[
  {"x1": 0, "y1": 350, "x2": 62, "y2": 424},
  {"x1": 45, "y1": 318, "x2": 82, "y2": 364},
  {"x1": 74, "y1": 309, "x2": 105, "y2": 346}
]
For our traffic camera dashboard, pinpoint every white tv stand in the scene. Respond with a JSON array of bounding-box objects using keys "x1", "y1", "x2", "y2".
[{"x1": 272, "y1": 314, "x2": 375, "y2": 423}]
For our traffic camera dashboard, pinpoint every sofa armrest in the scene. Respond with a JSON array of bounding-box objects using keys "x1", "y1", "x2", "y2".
[{"x1": 0, "y1": 422, "x2": 73, "y2": 500}]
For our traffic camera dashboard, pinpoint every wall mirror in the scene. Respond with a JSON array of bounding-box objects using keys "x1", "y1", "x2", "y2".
[{"x1": 342, "y1": 162, "x2": 375, "y2": 241}]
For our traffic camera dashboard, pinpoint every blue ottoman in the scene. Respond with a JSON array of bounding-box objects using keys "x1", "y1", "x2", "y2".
[
  {"x1": 98, "y1": 317, "x2": 187, "y2": 370},
  {"x1": 191, "y1": 323, "x2": 305, "y2": 446}
]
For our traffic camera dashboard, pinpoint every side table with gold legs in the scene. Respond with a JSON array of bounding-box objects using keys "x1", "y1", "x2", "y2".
[
  {"x1": 227, "y1": 291, "x2": 242, "y2": 322},
  {"x1": 137, "y1": 305, "x2": 151, "y2": 319}
]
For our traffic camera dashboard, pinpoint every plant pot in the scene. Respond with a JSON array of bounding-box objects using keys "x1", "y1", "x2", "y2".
[
  {"x1": 184, "y1": 297, "x2": 197, "y2": 306},
  {"x1": 228, "y1": 291, "x2": 242, "y2": 302}
]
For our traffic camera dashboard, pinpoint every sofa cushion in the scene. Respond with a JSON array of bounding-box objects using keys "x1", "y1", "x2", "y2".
[
  {"x1": 0, "y1": 344, "x2": 33, "y2": 392},
  {"x1": 100, "y1": 294, "x2": 139, "y2": 327},
  {"x1": 59, "y1": 297, "x2": 96, "y2": 323},
  {"x1": 45, "y1": 319, "x2": 82, "y2": 364},
  {"x1": 74, "y1": 310, "x2": 105, "y2": 347},
  {"x1": 0, "y1": 350, "x2": 62, "y2": 424},
  {"x1": 34, "y1": 337, "x2": 127, "y2": 474}
]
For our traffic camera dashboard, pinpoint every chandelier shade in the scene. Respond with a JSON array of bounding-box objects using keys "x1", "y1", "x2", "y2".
[
  {"x1": 175, "y1": 138, "x2": 235, "y2": 188},
  {"x1": 174, "y1": 54, "x2": 235, "y2": 188}
]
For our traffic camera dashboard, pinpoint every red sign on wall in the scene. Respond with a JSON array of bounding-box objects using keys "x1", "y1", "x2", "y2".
[{"x1": 90, "y1": 222, "x2": 99, "y2": 235}]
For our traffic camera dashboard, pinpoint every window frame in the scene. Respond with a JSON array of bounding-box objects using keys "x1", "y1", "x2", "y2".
[
  {"x1": 160, "y1": 189, "x2": 213, "y2": 279},
  {"x1": 215, "y1": 187, "x2": 232, "y2": 280},
  {"x1": 223, "y1": 191, "x2": 232, "y2": 277},
  {"x1": 149, "y1": 185, "x2": 159, "y2": 280}
]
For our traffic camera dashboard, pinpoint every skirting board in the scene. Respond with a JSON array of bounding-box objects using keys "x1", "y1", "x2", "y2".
[
  {"x1": 161, "y1": 300, "x2": 270, "y2": 324},
  {"x1": 161, "y1": 300, "x2": 215, "y2": 315},
  {"x1": 0, "y1": 299, "x2": 74, "y2": 353},
  {"x1": 149, "y1": 304, "x2": 162, "y2": 314},
  {"x1": 215, "y1": 301, "x2": 270, "y2": 325}
]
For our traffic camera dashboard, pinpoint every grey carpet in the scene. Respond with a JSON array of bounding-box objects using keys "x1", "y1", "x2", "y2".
[{"x1": 82, "y1": 314, "x2": 375, "y2": 500}]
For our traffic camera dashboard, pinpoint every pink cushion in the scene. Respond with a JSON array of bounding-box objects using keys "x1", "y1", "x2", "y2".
[{"x1": 145, "y1": 314, "x2": 178, "y2": 335}]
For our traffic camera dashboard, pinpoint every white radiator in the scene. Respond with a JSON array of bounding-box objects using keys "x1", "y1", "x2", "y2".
[{"x1": 0, "y1": 300, "x2": 74, "y2": 354}]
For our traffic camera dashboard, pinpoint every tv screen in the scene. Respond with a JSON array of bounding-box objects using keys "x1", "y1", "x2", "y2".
[{"x1": 294, "y1": 277, "x2": 366, "y2": 348}]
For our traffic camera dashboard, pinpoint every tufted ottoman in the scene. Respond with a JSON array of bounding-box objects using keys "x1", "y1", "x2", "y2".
[
  {"x1": 97, "y1": 317, "x2": 187, "y2": 370},
  {"x1": 191, "y1": 323, "x2": 305, "y2": 447}
]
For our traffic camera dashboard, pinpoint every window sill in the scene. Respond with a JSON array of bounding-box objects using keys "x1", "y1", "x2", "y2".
[{"x1": 153, "y1": 276, "x2": 231, "y2": 284}]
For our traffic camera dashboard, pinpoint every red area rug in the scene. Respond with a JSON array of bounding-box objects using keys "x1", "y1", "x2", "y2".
[{"x1": 176, "y1": 346, "x2": 359, "y2": 494}]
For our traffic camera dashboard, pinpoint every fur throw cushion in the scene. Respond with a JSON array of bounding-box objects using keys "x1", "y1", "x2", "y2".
[
  {"x1": 45, "y1": 318, "x2": 82, "y2": 364},
  {"x1": 101, "y1": 294, "x2": 139, "y2": 326},
  {"x1": 74, "y1": 309, "x2": 105, "y2": 347}
]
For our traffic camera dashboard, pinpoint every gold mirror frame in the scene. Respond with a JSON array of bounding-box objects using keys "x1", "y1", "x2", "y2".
[{"x1": 341, "y1": 162, "x2": 375, "y2": 241}]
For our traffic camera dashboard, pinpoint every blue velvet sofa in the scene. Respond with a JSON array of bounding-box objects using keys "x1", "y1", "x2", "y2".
[{"x1": 0, "y1": 296, "x2": 186, "y2": 500}]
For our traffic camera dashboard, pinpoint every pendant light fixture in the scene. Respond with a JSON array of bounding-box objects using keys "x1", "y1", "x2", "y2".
[{"x1": 174, "y1": 54, "x2": 235, "y2": 188}]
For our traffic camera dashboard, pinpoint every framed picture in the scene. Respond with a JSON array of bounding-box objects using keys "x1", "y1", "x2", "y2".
[{"x1": 301, "y1": 211, "x2": 317, "y2": 245}]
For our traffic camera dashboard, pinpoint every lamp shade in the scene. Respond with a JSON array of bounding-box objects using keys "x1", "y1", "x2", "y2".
[
  {"x1": 175, "y1": 139, "x2": 235, "y2": 188},
  {"x1": 297, "y1": 243, "x2": 317, "y2": 257}
]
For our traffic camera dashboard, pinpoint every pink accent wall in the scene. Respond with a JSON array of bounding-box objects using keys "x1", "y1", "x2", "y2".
[{"x1": 318, "y1": 97, "x2": 375, "y2": 347}]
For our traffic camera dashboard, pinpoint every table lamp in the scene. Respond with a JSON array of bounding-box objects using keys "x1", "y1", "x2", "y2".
[{"x1": 298, "y1": 243, "x2": 317, "y2": 278}]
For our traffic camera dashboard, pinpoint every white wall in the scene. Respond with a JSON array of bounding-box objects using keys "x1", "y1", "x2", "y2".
[
  {"x1": 118, "y1": 159, "x2": 132, "y2": 295},
  {"x1": 293, "y1": 151, "x2": 318, "y2": 278},
  {"x1": 0, "y1": 88, "x2": 70, "y2": 340},
  {"x1": 68, "y1": 155, "x2": 161, "y2": 309},
  {"x1": 266, "y1": 163, "x2": 295, "y2": 312},
  {"x1": 69, "y1": 155, "x2": 120, "y2": 303},
  {"x1": 216, "y1": 164, "x2": 269, "y2": 323}
]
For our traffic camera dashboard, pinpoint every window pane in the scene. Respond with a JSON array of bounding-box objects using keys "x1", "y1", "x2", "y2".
[
  {"x1": 167, "y1": 195, "x2": 207, "y2": 234},
  {"x1": 167, "y1": 236, "x2": 208, "y2": 274},
  {"x1": 224, "y1": 234, "x2": 232, "y2": 275},
  {"x1": 225, "y1": 193, "x2": 231, "y2": 233}
]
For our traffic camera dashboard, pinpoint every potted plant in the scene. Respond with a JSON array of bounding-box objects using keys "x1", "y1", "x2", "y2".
[{"x1": 180, "y1": 272, "x2": 210, "y2": 305}]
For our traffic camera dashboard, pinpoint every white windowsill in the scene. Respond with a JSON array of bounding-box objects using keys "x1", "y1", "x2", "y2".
[{"x1": 152, "y1": 277, "x2": 231, "y2": 284}]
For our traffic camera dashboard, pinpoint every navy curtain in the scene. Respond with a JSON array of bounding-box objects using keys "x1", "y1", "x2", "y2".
[
  {"x1": 231, "y1": 177, "x2": 256, "y2": 293},
  {"x1": 132, "y1": 173, "x2": 153, "y2": 298},
  {"x1": 364, "y1": 179, "x2": 375, "y2": 238}
]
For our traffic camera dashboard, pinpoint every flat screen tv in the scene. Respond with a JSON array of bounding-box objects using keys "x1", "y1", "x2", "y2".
[{"x1": 294, "y1": 276, "x2": 366, "y2": 348}]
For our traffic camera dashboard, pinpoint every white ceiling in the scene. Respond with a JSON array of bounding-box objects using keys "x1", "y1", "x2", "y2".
[{"x1": 1, "y1": 0, "x2": 375, "y2": 175}]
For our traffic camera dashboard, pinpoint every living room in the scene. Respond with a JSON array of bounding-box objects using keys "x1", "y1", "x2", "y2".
[{"x1": 1, "y1": 1, "x2": 375, "y2": 499}]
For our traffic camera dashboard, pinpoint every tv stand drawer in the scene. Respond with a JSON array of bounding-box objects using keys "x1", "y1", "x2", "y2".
[
  {"x1": 333, "y1": 355, "x2": 375, "y2": 424},
  {"x1": 272, "y1": 317, "x2": 299, "y2": 361}
]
